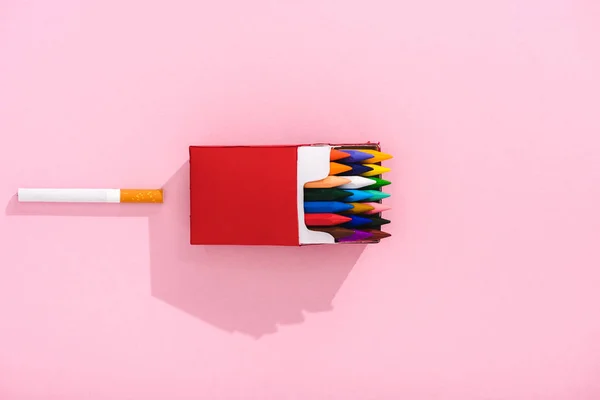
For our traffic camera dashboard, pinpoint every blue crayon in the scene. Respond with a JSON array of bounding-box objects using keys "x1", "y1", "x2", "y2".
[
  {"x1": 337, "y1": 163, "x2": 373, "y2": 176},
  {"x1": 341, "y1": 190, "x2": 372, "y2": 202},
  {"x1": 364, "y1": 190, "x2": 391, "y2": 201},
  {"x1": 341, "y1": 149, "x2": 374, "y2": 163},
  {"x1": 304, "y1": 201, "x2": 353, "y2": 214},
  {"x1": 341, "y1": 215, "x2": 373, "y2": 228}
]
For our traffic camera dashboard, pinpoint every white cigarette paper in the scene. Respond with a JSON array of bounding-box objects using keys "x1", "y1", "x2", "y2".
[{"x1": 17, "y1": 188, "x2": 163, "y2": 203}]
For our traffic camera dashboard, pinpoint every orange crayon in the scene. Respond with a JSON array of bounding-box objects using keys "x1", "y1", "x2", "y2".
[
  {"x1": 304, "y1": 176, "x2": 350, "y2": 189},
  {"x1": 330, "y1": 162, "x2": 352, "y2": 175},
  {"x1": 344, "y1": 202, "x2": 375, "y2": 214},
  {"x1": 330, "y1": 149, "x2": 350, "y2": 161}
]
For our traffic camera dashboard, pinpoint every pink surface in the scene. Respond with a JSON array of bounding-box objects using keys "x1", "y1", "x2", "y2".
[{"x1": 1, "y1": 0, "x2": 600, "y2": 398}]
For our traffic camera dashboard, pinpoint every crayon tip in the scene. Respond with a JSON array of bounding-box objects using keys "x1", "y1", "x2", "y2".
[
  {"x1": 365, "y1": 190, "x2": 391, "y2": 201},
  {"x1": 344, "y1": 202, "x2": 375, "y2": 214},
  {"x1": 367, "y1": 217, "x2": 391, "y2": 227},
  {"x1": 338, "y1": 230, "x2": 373, "y2": 242},
  {"x1": 342, "y1": 189, "x2": 373, "y2": 202},
  {"x1": 362, "y1": 229, "x2": 392, "y2": 240},
  {"x1": 364, "y1": 178, "x2": 391, "y2": 189},
  {"x1": 360, "y1": 164, "x2": 391, "y2": 177},
  {"x1": 341, "y1": 215, "x2": 372, "y2": 228},
  {"x1": 357, "y1": 149, "x2": 393, "y2": 163},
  {"x1": 330, "y1": 162, "x2": 353, "y2": 175},
  {"x1": 363, "y1": 202, "x2": 391, "y2": 214},
  {"x1": 330, "y1": 149, "x2": 351, "y2": 161},
  {"x1": 304, "y1": 176, "x2": 351, "y2": 189},
  {"x1": 304, "y1": 188, "x2": 352, "y2": 201},
  {"x1": 309, "y1": 226, "x2": 356, "y2": 240},
  {"x1": 338, "y1": 149, "x2": 373, "y2": 163},
  {"x1": 338, "y1": 163, "x2": 372, "y2": 176},
  {"x1": 337, "y1": 176, "x2": 376, "y2": 189},
  {"x1": 304, "y1": 201, "x2": 353, "y2": 214},
  {"x1": 305, "y1": 213, "x2": 352, "y2": 226}
]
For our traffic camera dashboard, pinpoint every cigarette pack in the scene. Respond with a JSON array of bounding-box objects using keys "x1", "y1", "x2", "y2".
[{"x1": 189, "y1": 143, "x2": 387, "y2": 246}]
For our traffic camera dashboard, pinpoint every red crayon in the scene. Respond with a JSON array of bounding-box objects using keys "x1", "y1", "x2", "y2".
[{"x1": 305, "y1": 213, "x2": 351, "y2": 226}]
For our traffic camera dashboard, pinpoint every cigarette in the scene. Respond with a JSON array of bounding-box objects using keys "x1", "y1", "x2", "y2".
[{"x1": 17, "y1": 188, "x2": 164, "y2": 203}]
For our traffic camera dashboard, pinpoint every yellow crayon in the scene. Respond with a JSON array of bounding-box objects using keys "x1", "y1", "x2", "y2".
[
  {"x1": 356, "y1": 149, "x2": 393, "y2": 163},
  {"x1": 361, "y1": 164, "x2": 391, "y2": 177}
]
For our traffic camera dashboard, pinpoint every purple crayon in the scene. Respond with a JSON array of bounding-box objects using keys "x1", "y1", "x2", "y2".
[
  {"x1": 340, "y1": 149, "x2": 374, "y2": 163},
  {"x1": 337, "y1": 230, "x2": 373, "y2": 242}
]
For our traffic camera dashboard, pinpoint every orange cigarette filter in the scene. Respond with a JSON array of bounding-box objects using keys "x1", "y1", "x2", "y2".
[{"x1": 120, "y1": 189, "x2": 164, "y2": 203}]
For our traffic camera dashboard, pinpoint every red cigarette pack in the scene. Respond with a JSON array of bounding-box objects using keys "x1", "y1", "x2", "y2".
[{"x1": 189, "y1": 143, "x2": 382, "y2": 246}]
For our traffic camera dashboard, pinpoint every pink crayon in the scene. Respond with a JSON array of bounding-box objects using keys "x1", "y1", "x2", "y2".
[{"x1": 363, "y1": 202, "x2": 391, "y2": 215}]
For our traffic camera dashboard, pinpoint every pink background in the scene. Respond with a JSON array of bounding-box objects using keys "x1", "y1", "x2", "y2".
[{"x1": 1, "y1": 0, "x2": 600, "y2": 399}]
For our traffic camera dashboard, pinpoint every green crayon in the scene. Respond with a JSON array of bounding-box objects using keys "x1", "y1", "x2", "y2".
[
  {"x1": 364, "y1": 178, "x2": 391, "y2": 189},
  {"x1": 364, "y1": 190, "x2": 391, "y2": 201}
]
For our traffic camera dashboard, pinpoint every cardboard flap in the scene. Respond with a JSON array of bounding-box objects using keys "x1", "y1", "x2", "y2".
[{"x1": 190, "y1": 146, "x2": 299, "y2": 245}]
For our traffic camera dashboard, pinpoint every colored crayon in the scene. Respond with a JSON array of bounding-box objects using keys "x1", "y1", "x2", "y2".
[
  {"x1": 337, "y1": 163, "x2": 373, "y2": 176},
  {"x1": 342, "y1": 189, "x2": 373, "y2": 202},
  {"x1": 362, "y1": 229, "x2": 392, "y2": 240},
  {"x1": 344, "y1": 202, "x2": 375, "y2": 214},
  {"x1": 341, "y1": 215, "x2": 373, "y2": 228},
  {"x1": 330, "y1": 149, "x2": 351, "y2": 161},
  {"x1": 309, "y1": 226, "x2": 356, "y2": 240},
  {"x1": 338, "y1": 149, "x2": 373, "y2": 163},
  {"x1": 365, "y1": 217, "x2": 391, "y2": 227},
  {"x1": 363, "y1": 202, "x2": 391, "y2": 214},
  {"x1": 354, "y1": 149, "x2": 393, "y2": 163},
  {"x1": 360, "y1": 164, "x2": 391, "y2": 177},
  {"x1": 363, "y1": 177, "x2": 391, "y2": 189},
  {"x1": 337, "y1": 230, "x2": 373, "y2": 242},
  {"x1": 304, "y1": 188, "x2": 352, "y2": 201},
  {"x1": 304, "y1": 201, "x2": 353, "y2": 214},
  {"x1": 305, "y1": 213, "x2": 351, "y2": 226},
  {"x1": 364, "y1": 190, "x2": 391, "y2": 201},
  {"x1": 337, "y1": 176, "x2": 376, "y2": 189},
  {"x1": 304, "y1": 176, "x2": 350, "y2": 189},
  {"x1": 330, "y1": 162, "x2": 352, "y2": 175}
]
